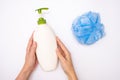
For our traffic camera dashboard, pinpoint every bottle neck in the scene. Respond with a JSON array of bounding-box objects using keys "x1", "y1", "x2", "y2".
[
  {"x1": 37, "y1": 17, "x2": 46, "y2": 25},
  {"x1": 37, "y1": 23, "x2": 47, "y2": 27}
]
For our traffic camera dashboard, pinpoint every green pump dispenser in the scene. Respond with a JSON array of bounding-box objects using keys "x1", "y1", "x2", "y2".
[{"x1": 36, "y1": 8, "x2": 49, "y2": 25}]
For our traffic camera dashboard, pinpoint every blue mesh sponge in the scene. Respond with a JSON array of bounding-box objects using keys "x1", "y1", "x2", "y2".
[{"x1": 72, "y1": 11, "x2": 105, "y2": 45}]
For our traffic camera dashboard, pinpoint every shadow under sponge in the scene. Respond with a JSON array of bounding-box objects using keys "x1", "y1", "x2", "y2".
[{"x1": 72, "y1": 11, "x2": 105, "y2": 45}]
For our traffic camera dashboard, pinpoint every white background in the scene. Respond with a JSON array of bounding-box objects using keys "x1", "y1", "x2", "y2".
[{"x1": 0, "y1": 0, "x2": 120, "y2": 80}]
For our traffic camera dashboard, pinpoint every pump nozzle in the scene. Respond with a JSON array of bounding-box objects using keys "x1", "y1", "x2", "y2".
[
  {"x1": 35, "y1": 8, "x2": 49, "y2": 25},
  {"x1": 35, "y1": 8, "x2": 49, "y2": 14}
]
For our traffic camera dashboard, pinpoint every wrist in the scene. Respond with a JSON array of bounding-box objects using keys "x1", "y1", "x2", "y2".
[
  {"x1": 23, "y1": 65, "x2": 32, "y2": 75},
  {"x1": 23, "y1": 62, "x2": 34, "y2": 73},
  {"x1": 16, "y1": 66, "x2": 32, "y2": 80},
  {"x1": 67, "y1": 71, "x2": 78, "y2": 80}
]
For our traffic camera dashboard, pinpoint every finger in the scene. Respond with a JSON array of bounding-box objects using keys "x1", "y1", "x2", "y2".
[
  {"x1": 56, "y1": 37, "x2": 69, "y2": 53},
  {"x1": 57, "y1": 46, "x2": 65, "y2": 58},
  {"x1": 56, "y1": 37, "x2": 70, "y2": 59},
  {"x1": 26, "y1": 33, "x2": 34, "y2": 52},
  {"x1": 56, "y1": 48, "x2": 66, "y2": 63},
  {"x1": 30, "y1": 41, "x2": 37, "y2": 55}
]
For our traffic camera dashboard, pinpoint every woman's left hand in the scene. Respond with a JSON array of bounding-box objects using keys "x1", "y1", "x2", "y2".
[{"x1": 16, "y1": 33, "x2": 37, "y2": 80}]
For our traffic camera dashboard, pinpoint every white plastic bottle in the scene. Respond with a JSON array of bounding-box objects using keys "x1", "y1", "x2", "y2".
[{"x1": 33, "y1": 8, "x2": 58, "y2": 71}]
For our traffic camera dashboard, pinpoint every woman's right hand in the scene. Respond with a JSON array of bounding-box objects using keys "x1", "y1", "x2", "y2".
[{"x1": 56, "y1": 37, "x2": 78, "y2": 80}]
